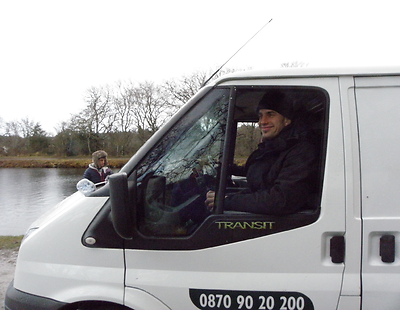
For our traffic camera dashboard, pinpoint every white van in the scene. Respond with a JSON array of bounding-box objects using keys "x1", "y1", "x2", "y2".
[{"x1": 5, "y1": 67, "x2": 400, "y2": 310}]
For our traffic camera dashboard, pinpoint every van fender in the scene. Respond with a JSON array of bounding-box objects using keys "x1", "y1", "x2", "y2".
[{"x1": 124, "y1": 287, "x2": 170, "y2": 310}]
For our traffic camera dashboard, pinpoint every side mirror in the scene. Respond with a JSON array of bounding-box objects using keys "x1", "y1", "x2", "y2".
[
  {"x1": 76, "y1": 178, "x2": 96, "y2": 195},
  {"x1": 109, "y1": 172, "x2": 135, "y2": 239}
]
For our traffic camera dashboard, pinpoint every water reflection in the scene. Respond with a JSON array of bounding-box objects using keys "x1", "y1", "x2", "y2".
[{"x1": 0, "y1": 168, "x2": 89, "y2": 236}]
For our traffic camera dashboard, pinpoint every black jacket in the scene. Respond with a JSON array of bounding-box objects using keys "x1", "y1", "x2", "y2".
[
  {"x1": 83, "y1": 164, "x2": 113, "y2": 184},
  {"x1": 225, "y1": 122, "x2": 318, "y2": 215}
]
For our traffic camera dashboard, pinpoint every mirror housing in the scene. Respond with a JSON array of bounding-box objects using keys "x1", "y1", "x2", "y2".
[
  {"x1": 76, "y1": 178, "x2": 96, "y2": 195},
  {"x1": 109, "y1": 172, "x2": 135, "y2": 239}
]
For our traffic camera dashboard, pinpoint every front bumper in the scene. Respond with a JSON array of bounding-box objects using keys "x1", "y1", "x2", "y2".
[{"x1": 5, "y1": 280, "x2": 67, "y2": 310}]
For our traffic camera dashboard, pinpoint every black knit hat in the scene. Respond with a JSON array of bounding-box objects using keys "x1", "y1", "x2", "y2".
[{"x1": 257, "y1": 90, "x2": 294, "y2": 120}]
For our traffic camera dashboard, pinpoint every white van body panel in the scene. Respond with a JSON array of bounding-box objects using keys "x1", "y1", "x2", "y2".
[
  {"x1": 26, "y1": 191, "x2": 84, "y2": 229},
  {"x1": 14, "y1": 194, "x2": 125, "y2": 305},
  {"x1": 124, "y1": 287, "x2": 170, "y2": 310},
  {"x1": 355, "y1": 75, "x2": 400, "y2": 309}
]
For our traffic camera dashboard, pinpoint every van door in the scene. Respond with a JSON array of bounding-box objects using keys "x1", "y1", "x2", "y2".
[
  {"x1": 124, "y1": 78, "x2": 347, "y2": 310},
  {"x1": 355, "y1": 75, "x2": 400, "y2": 309}
]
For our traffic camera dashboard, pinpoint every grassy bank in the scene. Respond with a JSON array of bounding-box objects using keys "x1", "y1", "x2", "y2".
[
  {"x1": 0, "y1": 236, "x2": 23, "y2": 250},
  {"x1": 0, "y1": 157, "x2": 129, "y2": 168}
]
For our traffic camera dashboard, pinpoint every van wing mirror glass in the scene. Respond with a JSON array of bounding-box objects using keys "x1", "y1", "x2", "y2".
[
  {"x1": 109, "y1": 172, "x2": 135, "y2": 239},
  {"x1": 76, "y1": 178, "x2": 96, "y2": 195}
]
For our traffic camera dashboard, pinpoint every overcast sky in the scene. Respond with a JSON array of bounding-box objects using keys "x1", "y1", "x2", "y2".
[{"x1": 1, "y1": 0, "x2": 400, "y2": 134}]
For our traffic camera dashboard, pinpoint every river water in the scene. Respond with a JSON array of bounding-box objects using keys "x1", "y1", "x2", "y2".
[{"x1": 0, "y1": 168, "x2": 90, "y2": 236}]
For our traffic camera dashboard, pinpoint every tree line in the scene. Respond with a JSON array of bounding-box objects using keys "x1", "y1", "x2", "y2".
[
  {"x1": 1, "y1": 70, "x2": 239, "y2": 157},
  {"x1": 1, "y1": 63, "x2": 305, "y2": 161}
]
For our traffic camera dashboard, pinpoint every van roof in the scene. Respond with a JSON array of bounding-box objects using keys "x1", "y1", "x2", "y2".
[{"x1": 213, "y1": 66, "x2": 400, "y2": 85}]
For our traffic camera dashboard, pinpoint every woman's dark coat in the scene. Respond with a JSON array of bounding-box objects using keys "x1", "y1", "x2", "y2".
[{"x1": 83, "y1": 164, "x2": 113, "y2": 184}]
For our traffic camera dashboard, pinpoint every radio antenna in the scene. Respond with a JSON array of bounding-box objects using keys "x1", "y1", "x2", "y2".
[{"x1": 203, "y1": 18, "x2": 273, "y2": 86}]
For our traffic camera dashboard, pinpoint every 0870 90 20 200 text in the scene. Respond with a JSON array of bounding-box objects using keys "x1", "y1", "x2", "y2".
[{"x1": 189, "y1": 289, "x2": 314, "y2": 310}]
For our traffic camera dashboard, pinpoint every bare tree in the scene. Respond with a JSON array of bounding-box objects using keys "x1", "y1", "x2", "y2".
[
  {"x1": 19, "y1": 118, "x2": 35, "y2": 138},
  {"x1": 83, "y1": 86, "x2": 114, "y2": 134},
  {"x1": 2, "y1": 120, "x2": 25, "y2": 155},
  {"x1": 163, "y1": 70, "x2": 208, "y2": 109},
  {"x1": 113, "y1": 81, "x2": 136, "y2": 133},
  {"x1": 132, "y1": 81, "x2": 169, "y2": 137},
  {"x1": 163, "y1": 68, "x2": 242, "y2": 110},
  {"x1": 235, "y1": 122, "x2": 260, "y2": 161},
  {"x1": 109, "y1": 81, "x2": 138, "y2": 155},
  {"x1": 0, "y1": 118, "x2": 49, "y2": 155},
  {"x1": 4, "y1": 121, "x2": 21, "y2": 137},
  {"x1": 71, "y1": 85, "x2": 115, "y2": 153}
]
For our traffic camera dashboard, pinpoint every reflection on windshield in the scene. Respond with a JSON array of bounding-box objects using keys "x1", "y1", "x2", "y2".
[{"x1": 136, "y1": 89, "x2": 229, "y2": 236}]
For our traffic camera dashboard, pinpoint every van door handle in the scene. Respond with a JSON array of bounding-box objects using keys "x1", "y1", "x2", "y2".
[
  {"x1": 380, "y1": 235, "x2": 395, "y2": 263},
  {"x1": 330, "y1": 236, "x2": 345, "y2": 263}
]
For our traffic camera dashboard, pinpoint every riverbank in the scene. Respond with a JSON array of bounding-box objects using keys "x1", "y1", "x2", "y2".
[
  {"x1": 0, "y1": 157, "x2": 129, "y2": 168},
  {"x1": 0, "y1": 236, "x2": 22, "y2": 309}
]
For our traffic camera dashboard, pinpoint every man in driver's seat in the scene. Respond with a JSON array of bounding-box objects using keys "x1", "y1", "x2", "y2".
[{"x1": 205, "y1": 89, "x2": 318, "y2": 215}]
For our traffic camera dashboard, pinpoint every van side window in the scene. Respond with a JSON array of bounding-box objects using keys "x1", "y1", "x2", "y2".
[{"x1": 225, "y1": 87, "x2": 327, "y2": 216}]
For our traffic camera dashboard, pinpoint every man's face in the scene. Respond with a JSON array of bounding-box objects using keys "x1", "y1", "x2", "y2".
[{"x1": 258, "y1": 109, "x2": 291, "y2": 141}]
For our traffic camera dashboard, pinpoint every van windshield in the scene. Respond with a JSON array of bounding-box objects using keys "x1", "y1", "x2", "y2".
[{"x1": 136, "y1": 88, "x2": 230, "y2": 236}]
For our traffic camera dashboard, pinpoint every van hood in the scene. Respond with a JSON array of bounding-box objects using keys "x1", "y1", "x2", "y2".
[{"x1": 26, "y1": 192, "x2": 107, "y2": 232}]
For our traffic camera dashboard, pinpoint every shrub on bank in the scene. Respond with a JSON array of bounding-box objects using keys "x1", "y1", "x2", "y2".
[{"x1": 0, "y1": 236, "x2": 23, "y2": 250}]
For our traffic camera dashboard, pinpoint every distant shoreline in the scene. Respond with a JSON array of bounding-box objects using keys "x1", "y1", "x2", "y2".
[{"x1": 0, "y1": 157, "x2": 129, "y2": 168}]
